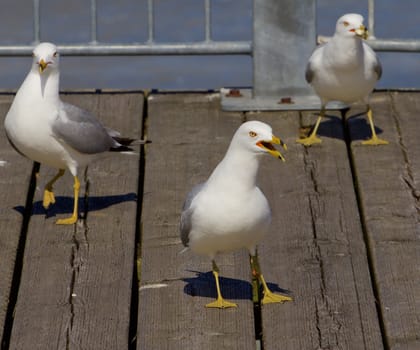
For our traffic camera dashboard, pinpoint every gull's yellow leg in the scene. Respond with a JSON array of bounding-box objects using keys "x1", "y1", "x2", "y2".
[
  {"x1": 250, "y1": 254, "x2": 292, "y2": 305},
  {"x1": 56, "y1": 176, "x2": 80, "y2": 225},
  {"x1": 361, "y1": 106, "x2": 389, "y2": 145},
  {"x1": 206, "y1": 260, "x2": 237, "y2": 309},
  {"x1": 296, "y1": 108, "x2": 324, "y2": 146},
  {"x1": 259, "y1": 273, "x2": 292, "y2": 304},
  {"x1": 43, "y1": 169, "x2": 65, "y2": 209}
]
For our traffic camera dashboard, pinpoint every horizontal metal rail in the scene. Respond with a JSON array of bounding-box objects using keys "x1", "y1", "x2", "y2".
[
  {"x1": 0, "y1": 42, "x2": 252, "y2": 56},
  {"x1": 1, "y1": 39, "x2": 420, "y2": 57},
  {"x1": 366, "y1": 39, "x2": 420, "y2": 52},
  {"x1": 0, "y1": 0, "x2": 417, "y2": 57},
  {"x1": 0, "y1": 0, "x2": 249, "y2": 57},
  {"x1": 316, "y1": 38, "x2": 420, "y2": 53},
  {"x1": 1, "y1": 38, "x2": 420, "y2": 57}
]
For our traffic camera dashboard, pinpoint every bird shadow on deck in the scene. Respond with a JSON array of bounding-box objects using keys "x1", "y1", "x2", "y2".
[
  {"x1": 346, "y1": 111, "x2": 386, "y2": 142},
  {"x1": 13, "y1": 192, "x2": 137, "y2": 218},
  {"x1": 182, "y1": 270, "x2": 290, "y2": 301},
  {"x1": 303, "y1": 113, "x2": 345, "y2": 141},
  {"x1": 303, "y1": 111, "x2": 385, "y2": 142}
]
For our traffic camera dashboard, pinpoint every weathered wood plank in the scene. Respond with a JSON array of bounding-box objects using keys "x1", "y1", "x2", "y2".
[
  {"x1": 348, "y1": 92, "x2": 420, "y2": 349},
  {"x1": 250, "y1": 109, "x2": 383, "y2": 349},
  {"x1": 2, "y1": 90, "x2": 417, "y2": 349},
  {"x1": 0, "y1": 95, "x2": 34, "y2": 345},
  {"x1": 8, "y1": 92, "x2": 142, "y2": 349},
  {"x1": 137, "y1": 93, "x2": 256, "y2": 350}
]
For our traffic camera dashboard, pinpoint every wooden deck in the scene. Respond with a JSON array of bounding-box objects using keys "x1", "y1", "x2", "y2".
[{"x1": 0, "y1": 91, "x2": 418, "y2": 350}]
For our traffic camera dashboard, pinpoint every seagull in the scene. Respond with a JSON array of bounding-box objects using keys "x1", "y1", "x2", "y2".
[
  {"x1": 4, "y1": 42, "x2": 144, "y2": 225},
  {"x1": 297, "y1": 13, "x2": 388, "y2": 146},
  {"x1": 180, "y1": 121, "x2": 292, "y2": 308}
]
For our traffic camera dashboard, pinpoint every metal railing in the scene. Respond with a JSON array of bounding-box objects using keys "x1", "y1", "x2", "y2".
[
  {"x1": 0, "y1": 0, "x2": 418, "y2": 109},
  {"x1": 0, "y1": 0, "x2": 251, "y2": 56}
]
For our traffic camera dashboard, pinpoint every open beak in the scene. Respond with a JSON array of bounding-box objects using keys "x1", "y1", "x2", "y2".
[
  {"x1": 354, "y1": 25, "x2": 368, "y2": 40},
  {"x1": 38, "y1": 59, "x2": 48, "y2": 73},
  {"x1": 257, "y1": 135, "x2": 287, "y2": 162}
]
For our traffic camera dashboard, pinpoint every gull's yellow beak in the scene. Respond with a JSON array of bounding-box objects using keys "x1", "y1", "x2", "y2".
[
  {"x1": 257, "y1": 135, "x2": 287, "y2": 162},
  {"x1": 38, "y1": 59, "x2": 48, "y2": 73},
  {"x1": 355, "y1": 25, "x2": 369, "y2": 40}
]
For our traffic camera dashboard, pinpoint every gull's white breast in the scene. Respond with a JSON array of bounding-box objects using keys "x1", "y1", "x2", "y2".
[
  {"x1": 188, "y1": 185, "x2": 271, "y2": 257},
  {"x1": 310, "y1": 43, "x2": 377, "y2": 103},
  {"x1": 5, "y1": 89, "x2": 74, "y2": 170}
]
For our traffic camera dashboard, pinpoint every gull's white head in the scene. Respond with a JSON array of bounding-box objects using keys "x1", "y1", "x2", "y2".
[
  {"x1": 32, "y1": 42, "x2": 59, "y2": 74},
  {"x1": 232, "y1": 121, "x2": 287, "y2": 161},
  {"x1": 335, "y1": 13, "x2": 368, "y2": 40}
]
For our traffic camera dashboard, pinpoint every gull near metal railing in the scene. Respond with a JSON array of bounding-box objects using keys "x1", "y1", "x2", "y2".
[{"x1": 1, "y1": 0, "x2": 419, "y2": 110}]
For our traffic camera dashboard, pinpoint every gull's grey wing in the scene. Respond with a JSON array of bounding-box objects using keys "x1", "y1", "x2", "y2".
[
  {"x1": 363, "y1": 41, "x2": 382, "y2": 80},
  {"x1": 374, "y1": 58, "x2": 382, "y2": 80},
  {"x1": 305, "y1": 61, "x2": 315, "y2": 84},
  {"x1": 180, "y1": 183, "x2": 204, "y2": 247},
  {"x1": 52, "y1": 102, "x2": 117, "y2": 154},
  {"x1": 305, "y1": 43, "x2": 325, "y2": 84}
]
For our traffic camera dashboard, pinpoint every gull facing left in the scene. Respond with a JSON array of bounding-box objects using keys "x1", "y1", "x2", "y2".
[
  {"x1": 4, "y1": 42, "x2": 142, "y2": 225},
  {"x1": 180, "y1": 121, "x2": 292, "y2": 308}
]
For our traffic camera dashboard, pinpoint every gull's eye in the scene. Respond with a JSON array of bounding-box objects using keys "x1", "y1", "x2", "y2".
[
  {"x1": 343, "y1": 21, "x2": 350, "y2": 27},
  {"x1": 53, "y1": 52, "x2": 57, "y2": 57},
  {"x1": 249, "y1": 131, "x2": 257, "y2": 138}
]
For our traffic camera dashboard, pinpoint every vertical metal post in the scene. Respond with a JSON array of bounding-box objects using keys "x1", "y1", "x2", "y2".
[
  {"x1": 253, "y1": 0, "x2": 315, "y2": 98},
  {"x1": 90, "y1": 0, "x2": 98, "y2": 44},
  {"x1": 33, "y1": 0, "x2": 40, "y2": 43},
  {"x1": 368, "y1": 0, "x2": 375, "y2": 38},
  {"x1": 222, "y1": 0, "x2": 321, "y2": 111},
  {"x1": 204, "y1": 0, "x2": 211, "y2": 42},
  {"x1": 147, "y1": 0, "x2": 155, "y2": 43}
]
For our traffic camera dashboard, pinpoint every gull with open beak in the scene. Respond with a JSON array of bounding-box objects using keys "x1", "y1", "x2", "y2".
[
  {"x1": 4, "y1": 42, "x2": 144, "y2": 224},
  {"x1": 298, "y1": 13, "x2": 387, "y2": 146},
  {"x1": 180, "y1": 120, "x2": 292, "y2": 308}
]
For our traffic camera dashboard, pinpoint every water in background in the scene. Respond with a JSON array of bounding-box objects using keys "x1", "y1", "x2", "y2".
[{"x1": 0, "y1": 0, "x2": 418, "y2": 90}]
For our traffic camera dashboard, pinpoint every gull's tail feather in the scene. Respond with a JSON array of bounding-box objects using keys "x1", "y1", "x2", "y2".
[
  {"x1": 110, "y1": 136, "x2": 151, "y2": 153},
  {"x1": 113, "y1": 136, "x2": 150, "y2": 146}
]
